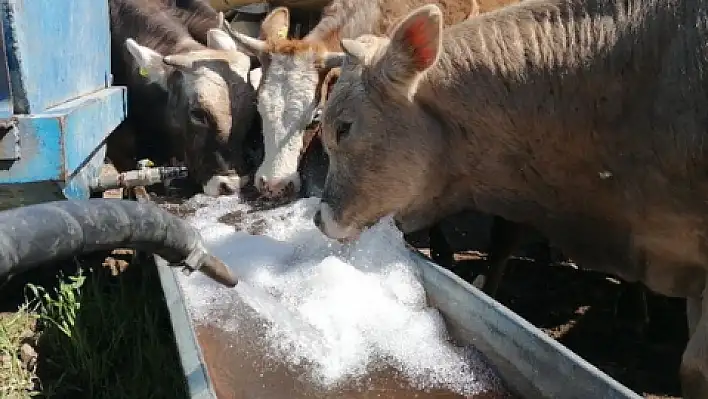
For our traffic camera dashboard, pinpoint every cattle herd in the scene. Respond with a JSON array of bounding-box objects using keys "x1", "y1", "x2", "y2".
[{"x1": 106, "y1": 0, "x2": 708, "y2": 397}]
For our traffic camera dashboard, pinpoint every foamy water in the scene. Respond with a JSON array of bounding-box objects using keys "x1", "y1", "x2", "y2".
[{"x1": 177, "y1": 194, "x2": 500, "y2": 396}]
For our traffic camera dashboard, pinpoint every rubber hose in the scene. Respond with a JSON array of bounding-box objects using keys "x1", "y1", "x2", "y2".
[{"x1": 0, "y1": 199, "x2": 237, "y2": 287}]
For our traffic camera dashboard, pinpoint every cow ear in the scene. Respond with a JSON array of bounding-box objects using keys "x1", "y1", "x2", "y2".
[
  {"x1": 260, "y1": 7, "x2": 290, "y2": 40},
  {"x1": 207, "y1": 28, "x2": 239, "y2": 51},
  {"x1": 377, "y1": 5, "x2": 443, "y2": 97},
  {"x1": 125, "y1": 38, "x2": 167, "y2": 86}
]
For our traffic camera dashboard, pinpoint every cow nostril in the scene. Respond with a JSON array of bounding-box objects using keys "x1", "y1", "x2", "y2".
[
  {"x1": 256, "y1": 177, "x2": 266, "y2": 191},
  {"x1": 219, "y1": 182, "x2": 235, "y2": 195},
  {"x1": 314, "y1": 209, "x2": 323, "y2": 230}
]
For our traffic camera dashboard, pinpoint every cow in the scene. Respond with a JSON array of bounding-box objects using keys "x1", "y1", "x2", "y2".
[
  {"x1": 312, "y1": 2, "x2": 708, "y2": 397},
  {"x1": 226, "y1": 0, "x2": 596, "y2": 313},
  {"x1": 218, "y1": 0, "x2": 501, "y2": 199},
  {"x1": 106, "y1": 0, "x2": 259, "y2": 197},
  {"x1": 305, "y1": 1, "x2": 652, "y2": 334}
]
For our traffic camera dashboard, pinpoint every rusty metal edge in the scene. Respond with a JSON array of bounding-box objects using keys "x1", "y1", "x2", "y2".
[{"x1": 154, "y1": 254, "x2": 218, "y2": 399}]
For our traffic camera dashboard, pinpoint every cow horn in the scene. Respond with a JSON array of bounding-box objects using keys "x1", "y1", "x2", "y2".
[
  {"x1": 163, "y1": 54, "x2": 195, "y2": 70},
  {"x1": 340, "y1": 39, "x2": 367, "y2": 64},
  {"x1": 220, "y1": 19, "x2": 267, "y2": 55}
]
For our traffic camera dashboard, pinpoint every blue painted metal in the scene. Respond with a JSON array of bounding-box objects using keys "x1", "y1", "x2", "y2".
[
  {"x1": 0, "y1": 10, "x2": 12, "y2": 121},
  {"x1": 0, "y1": 0, "x2": 128, "y2": 210},
  {"x1": 0, "y1": 88, "x2": 125, "y2": 184},
  {"x1": 0, "y1": 0, "x2": 113, "y2": 114}
]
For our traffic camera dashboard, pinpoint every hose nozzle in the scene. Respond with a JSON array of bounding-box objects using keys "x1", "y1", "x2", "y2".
[{"x1": 181, "y1": 244, "x2": 238, "y2": 287}]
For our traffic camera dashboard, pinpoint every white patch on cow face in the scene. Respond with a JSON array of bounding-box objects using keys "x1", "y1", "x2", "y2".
[
  {"x1": 183, "y1": 66, "x2": 233, "y2": 130},
  {"x1": 203, "y1": 174, "x2": 248, "y2": 197},
  {"x1": 255, "y1": 52, "x2": 320, "y2": 193}
]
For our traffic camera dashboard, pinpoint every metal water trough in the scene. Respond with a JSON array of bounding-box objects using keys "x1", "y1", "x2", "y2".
[{"x1": 155, "y1": 248, "x2": 643, "y2": 399}]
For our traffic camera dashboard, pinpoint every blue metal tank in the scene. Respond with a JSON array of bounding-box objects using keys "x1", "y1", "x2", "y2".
[{"x1": 0, "y1": 0, "x2": 127, "y2": 210}]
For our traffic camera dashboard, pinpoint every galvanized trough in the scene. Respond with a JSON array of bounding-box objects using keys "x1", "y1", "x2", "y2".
[{"x1": 154, "y1": 247, "x2": 642, "y2": 399}]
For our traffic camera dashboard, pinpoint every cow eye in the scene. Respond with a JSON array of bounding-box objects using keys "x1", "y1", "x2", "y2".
[
  {"x1": 336, "y1": 122, "x2": 352, "y2": 142},
  {"x1": 189, "y1": 108, "x2": 209, "y2": 125}
]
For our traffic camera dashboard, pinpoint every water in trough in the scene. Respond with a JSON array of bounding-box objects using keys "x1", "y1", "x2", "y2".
[{"x1": 175, "y1": 194, "x2": 515, "y2": 398}]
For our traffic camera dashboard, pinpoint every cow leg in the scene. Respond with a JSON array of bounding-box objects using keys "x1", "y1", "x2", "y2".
[
  {"x1": 472, "y1": 216, "x2": 523, "y2": 297},
  {"x1": 615, "y1": 248, "x2": 651, "y2": 336},
  {"x1": 681, "y1": 277, "x2": 708, "y2": 399},
  {"x1": 534, "y1": 239, "x2": 553, "y2": 267},
  {"x1": 614, "y1": 281, "x2": 651, "y2": 337},
  {"x1": 429, "y1": 223, "x2": 455, "y2": 269}
]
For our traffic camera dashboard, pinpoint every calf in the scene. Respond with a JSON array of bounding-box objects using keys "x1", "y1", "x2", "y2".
[
  {"x1": 314, "y1": 2, "x2": 708, "y2": 397},
  {"x1": 106, "y1": 0, "x2": 258, "y2": 196},
  {"x1": 219, "y1": 0, "x2": 500, "y2": 198},
  {"x1": 298, "y1": 0, "x2": 528, "y2": 298}
]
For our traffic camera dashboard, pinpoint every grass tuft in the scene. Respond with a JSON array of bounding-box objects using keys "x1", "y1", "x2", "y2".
[
  {"x1": 0, "y1": 306, "x2": 40, "y2": 398},
  {"x1": 0, "y1": 254, "x2": 189, "y2": 399}
]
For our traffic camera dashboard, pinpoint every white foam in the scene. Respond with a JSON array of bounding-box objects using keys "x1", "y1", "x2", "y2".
[{"x1": 178, "y1": 194, "x2": 498, "y2": 395}]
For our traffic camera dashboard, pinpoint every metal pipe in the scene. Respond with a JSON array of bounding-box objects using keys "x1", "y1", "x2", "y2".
[{"x1": 91, "y1": 166, "x2": 189, "y2": 192}]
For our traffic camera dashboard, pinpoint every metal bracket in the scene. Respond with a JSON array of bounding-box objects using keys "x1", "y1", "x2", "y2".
[{"x1": 0, "y1": 117, "x2": 19, "y2": 161}]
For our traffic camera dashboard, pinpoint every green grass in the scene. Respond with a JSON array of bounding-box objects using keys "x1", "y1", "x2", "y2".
[
  {"x1": 0, "y1": 307, "x2": 40, "y2": 398},
  {"x1": 0, "y1": 254, "x2": 189, "y2": 399}
]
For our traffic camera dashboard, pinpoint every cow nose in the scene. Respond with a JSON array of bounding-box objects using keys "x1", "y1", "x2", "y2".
[
  {"x1": 257, "y1": 177, "x2": 298, "y2": 199},
  {"x1": 314, "y1": 209, "x2": 323, "y2": 231},
  {"x1": 219, "y1": 182, "x2": 235, "y2": 195}
]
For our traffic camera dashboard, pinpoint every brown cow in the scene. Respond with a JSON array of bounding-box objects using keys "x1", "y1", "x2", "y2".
[
  {"x1": 301, "y1": 0, "x2": 541, "y2": 301},
  {"x1": 314, "y1": 2, "x2": 708, "y2": 397},
  {"x1": 106, "y1": 0, "x2": 259, "y2": 196}
]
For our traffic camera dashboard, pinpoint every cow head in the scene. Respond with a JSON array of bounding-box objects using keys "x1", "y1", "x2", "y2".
[
  {"x1": 219, "y1": 7, "x2": 348, "y2": 200},
  {"x1": 125, "y1": 29, "x2": 257, "y2": 197},
  {"x1": 312, "y1": 5, "x2": 445, "y2": 241}
]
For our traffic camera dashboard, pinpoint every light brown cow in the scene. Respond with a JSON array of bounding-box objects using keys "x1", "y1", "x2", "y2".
[
  {"x1": 313, "y1": 2, "x2": 708, "y2": 397},
  {"x1": 219, "y1": 0, "x2": 518, "y2": 199}
]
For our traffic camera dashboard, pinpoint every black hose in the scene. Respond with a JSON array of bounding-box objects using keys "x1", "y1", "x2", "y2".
[{"x1": 0, "y1": 199, "x2": 238, "y2": 287}]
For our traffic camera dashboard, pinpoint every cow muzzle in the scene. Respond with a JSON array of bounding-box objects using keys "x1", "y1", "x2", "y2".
[
  {"x1": 255, "y1": 174, "x2": 301, "y2": 200},
  {"x1": 314, "y1": 202, "x2": 360, "y2": 242},
  {"x1": 203, "y1": 174, "x2": 249, "y2": 197}
]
